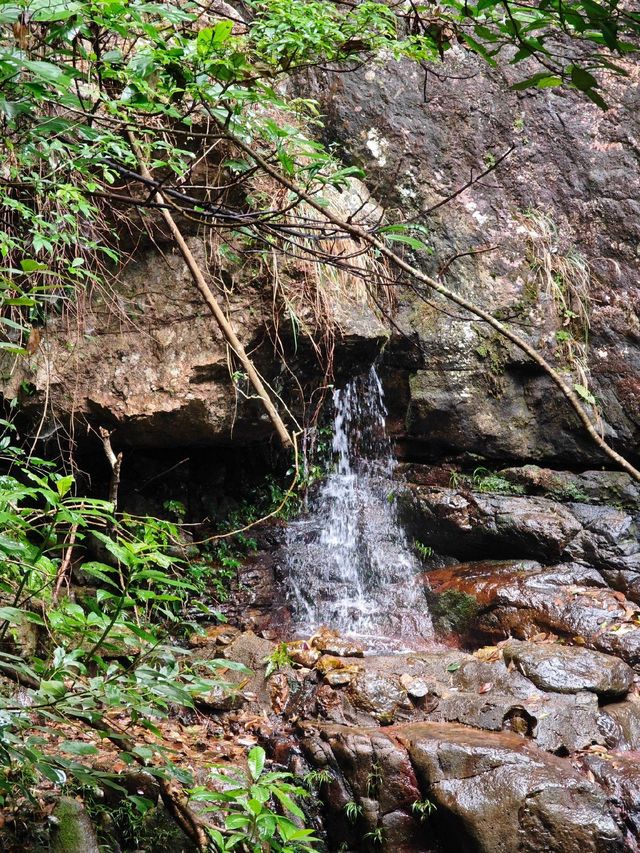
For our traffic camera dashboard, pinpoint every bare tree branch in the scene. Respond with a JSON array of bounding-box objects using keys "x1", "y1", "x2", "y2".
[{"x1": 127, "y1": 133, "x2": 294, "y2": 449}]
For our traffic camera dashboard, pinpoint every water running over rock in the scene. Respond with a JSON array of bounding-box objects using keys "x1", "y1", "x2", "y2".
[{"x1": 284, "y1": 367, "x2": 433, "y2": 650}]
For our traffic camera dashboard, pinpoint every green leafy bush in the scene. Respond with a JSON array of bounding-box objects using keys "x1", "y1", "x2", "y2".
[{"x1": 190, "y1": 746, "x2": 319, "y2": 852}]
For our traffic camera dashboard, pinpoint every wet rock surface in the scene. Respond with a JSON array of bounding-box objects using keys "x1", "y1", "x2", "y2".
[
  {"x1": 600, "y1": 698, "x2": 640, "y2": 751},
  {"x1": 407, "y1": 486, "x2": 639, "y2": 585},
  {"x1": 502, "y1": 640, "x2": 634, "y2": 697},
  {"x1": 577, "y1": 752, "x2": 640, "y2": 847},
  {"x1": 199, "y1": 459, "x2": 640, "y2": 850},
  {"x1": 298, "y1": 722, "x2": 624, "y2": 853},
  {"x1": 197, "y1": 620, "x2": 640, "y2": 850},
  {"x1": 498, "y1": 466, "x2": 640, "y2": 512},
  {"x1": 427, "y1": 559, "x2": 640, "y2": 667}
]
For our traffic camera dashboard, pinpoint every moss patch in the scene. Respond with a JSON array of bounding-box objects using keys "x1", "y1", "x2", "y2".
[
  {"x1": 428, "y1": 590, "x2": 480, "y2": 635},
  {"x1": 52, "y1": 797, "x2": 100, "y2": 853}
]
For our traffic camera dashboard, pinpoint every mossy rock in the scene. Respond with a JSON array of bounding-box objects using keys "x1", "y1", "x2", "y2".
[
  {"x1": 51, "y1": 797, "x2": 101, "y2": 853},
  {"x1": 428, "y1": 589, "x2": 479, "y2": 635}
]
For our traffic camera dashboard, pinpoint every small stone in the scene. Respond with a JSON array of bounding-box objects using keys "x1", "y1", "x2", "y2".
[
  {"x1": 261, "y1": 629, "x2": 278, "y2": 640},
  {"x1": 322, "y1": 638, "x2": 365, "y2": 657},
  {"x1": 310, "y1": 626, "x2": 365, "y2": 657},
  {"x1": 324, "y1": 668, "x2": 359, "y2": 686},
  {"x1": 198, "y1": 685, "x2": 245, "y2": 711},
  {"x1": 287, "y1": 640, "x2": 321, "y2": 668},
  {"x1": 503, "y1": 640, "x2": 634, "y2": 697},
  {"x1": 316, "y1": 655, "x2": 348, "y2": 676},
  {"x1": 269, "y1": 672, "x2": 289, "y2": 714},
  {"x1": 400, "y1": 674, "x2": 430, "y2": 698},
  {"x1": 188, "y1": 624, "x2": 240, "y2": 648}
]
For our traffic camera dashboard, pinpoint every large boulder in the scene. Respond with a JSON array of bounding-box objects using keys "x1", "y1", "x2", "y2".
[
  {"x1": 427, "y1": 560, "x2": 640, "y2": 667},
  {"x1": 501, "y1": 639, "x2": 634, "y2": 697},
  {"x1": 1, "y1": 186, "x2": 388, "y2": 450},
  {"x1": 408, "y1": 485, "x2": 640, "y2": 600},
  {"x1": 498, "y1": 466, "x2": 640, "y2": 511},
  {"x1": 299, "y1": 722, "x2": 624, "y2": 853},
  {"x1": 407, "y1": 487, "x2": 583, "y2": 560}
]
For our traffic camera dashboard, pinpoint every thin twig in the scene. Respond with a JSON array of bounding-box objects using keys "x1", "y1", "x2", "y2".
[
  {"x1": 52, "y1": 522, "x2": 79, "y2": 603},
  {"x1": 99, "y1": 427, "x2": 123, "y2": 509}
]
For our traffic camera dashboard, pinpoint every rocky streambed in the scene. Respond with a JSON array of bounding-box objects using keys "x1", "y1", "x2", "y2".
[{"x1": 206, "y1": 463, "x2": 640, "y2": 852}]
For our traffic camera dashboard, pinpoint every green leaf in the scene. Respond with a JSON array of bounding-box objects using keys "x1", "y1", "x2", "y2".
[
  {"x1": 0, "y1": 606, "x2": 44, "y2": 626},
  {"x1": 248, "y1": 745, "x2": 266, "y2": 780},
  {"x1": 39, "y1": 680, "x2": 68, "y2": 698},
  {"x1": 19, "y1": 259, "x2": 49, "y2": 272},
  {"x1": 382, "y1": 233, "x2": 431, "y2": 251},
  {"x1": 59, "y1": 741, "x2": 99, "y2": 756},
  {"x1": 37, "y1": 763, "x2": 67, "y2": 784},
  {"x1": 21, "y1": 59, "x2": 73, "y2": 86},
  {"x1": 226, "y1": 814, "x2": 251, "y2": 830},
  {"x1": 574, "y1": 383, "x2": 597, "y2": 405},
  {"x1": 583, "y1": 87, "x2": 609, "y2": 110},
  {"x1": 272, "y1": 787, "x2": 305, "y2": 819},
  {"x1": 197, "y1": 21, "x2": 234, "y2": 57},
  {"x1": 29, "y1": 0, "x2": 83, "y2": 22},
  {"x1": 55, "y1": 474, "x2": 74, "y2": 497},
  {"x1": 446, "y1": 662, "x2": 461, "y2": 672},
  {"x1": 570, "y1": 65, "x2": 598, "y2": 92},
  {"x1": 511, "y1": 72, "x2": 563, "y2": 90}
]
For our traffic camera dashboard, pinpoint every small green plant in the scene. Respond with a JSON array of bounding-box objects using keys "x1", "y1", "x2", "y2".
[
  {"x1": 18, "y1": 380, "x2": 36, "y2": 396},
  {"x1": 304, "y1": 768, "x2": 332, "y2": 790},
  {"x1": 344, "y1": 800, "x2": 362, "y2": 823},
  {"x1": 560, "y1": 482, "x2": 590, "y2": 502},
  {"x1": 414, "y1": 540, "x2": 433, "y2": 559},
  {"x1": 411, "y1": 798, "x2": 436, "y2": 821},
  {"x1": 475, "y1": 334, "x2": 509, "y2": 391},
  {"x1": 364, "y1": 827, "x2": 384, "y2": 845},
  {"x1": 74, "y1": 784, "x2": 159, "y2": 851},
  {"x1": 231, "y1": 370, "x2": 249, "y2": 386},
  {"x1": 429, "y1": 590, "x2": 480, "y2": 635},
  {"x1": 366, "y1": 762, "x2": 382, "y2": 797},
  {"x1": 574, "y1": 382, "x2": 597, "y2": 406},
  {"x1": 191, "y1": 747, "x2": 319, "y2": 852},
  {"x1": 543, "y1": 480, "x2": 590, "y2": 503},
  {"x1": 449, "y1": 470, "x2": 471, "y2": 490},
  {"x1": 471, "y1": 467, "x2": 524, "y2": 495},
  {"x1": 263, "y1": 642, "x2": 293, "y2": 678},
  {"x1": 163, "y1": 498, "x2": 187, "y2": 520}
]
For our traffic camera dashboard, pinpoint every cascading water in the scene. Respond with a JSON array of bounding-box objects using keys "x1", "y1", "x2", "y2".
[{"x1": 284, "y1": 366, "x2": 433, "y2": 649}]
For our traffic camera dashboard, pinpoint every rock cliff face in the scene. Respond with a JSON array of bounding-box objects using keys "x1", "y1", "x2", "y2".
[
  {"x1": 5, "y1": 53, "x2": 640, "y2": 468},
  {"x1": 302, "y1": 53, "x2": 640, "y2": 465},
  {"x1": 1, "y1": 182, "x2": 387, "y2": 451}
]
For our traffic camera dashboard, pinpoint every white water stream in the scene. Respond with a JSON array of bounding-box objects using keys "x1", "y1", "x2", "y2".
[{"x1": 284, "y1": 367, "x2": 433, "y2": 649}]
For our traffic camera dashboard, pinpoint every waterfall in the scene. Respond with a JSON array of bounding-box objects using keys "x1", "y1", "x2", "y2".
[{"x1": 284, "y1": 366, "x2": 433, "y2": 650}]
